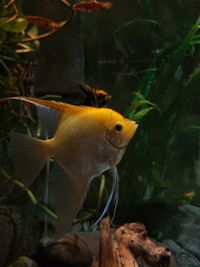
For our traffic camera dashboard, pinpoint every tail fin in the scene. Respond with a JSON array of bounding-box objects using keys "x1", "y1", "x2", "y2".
[{"x1": 10, "y1": 132, "x2": 49, "y2": 187}]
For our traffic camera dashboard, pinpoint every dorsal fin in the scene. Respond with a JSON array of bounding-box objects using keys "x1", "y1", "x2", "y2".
[
  {"x1": 1, "y1": 96, "x2": 85, "y2": 114},
  {"x1": 1, "y1": 97, "x2": 89, "y2": 136},
  {"x1": 36, "y1": 105, "x2": 59, "y2": 138}
]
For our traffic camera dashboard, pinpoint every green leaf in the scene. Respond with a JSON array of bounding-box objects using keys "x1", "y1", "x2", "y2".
[
  {"x1": 130, "y1": 107, "x2": 154, "y2": 121},
  {"x1": 2, "y1": 18, "x2": 28, "y2": 33},
  {"x1": 163, "y1": 65, "x2": 200, "y2": 124},
  {"x1": 154, "y1": 16, "x2": 200, "y2": 102},
  {"x1": 127, "y1": 90, "x2": 159, "y2": 120},
  {"x1": 134, "y1": 99, "x2": 158, "y2": 110},
  {"x1": 27, "y1": 24, "x2": 39, "y2": 38},
  {"x1": 112, "y1": 19, "x2": 159, "y2": 36},
  {"x1": 0, "y1": 167, "x2": 37, "y2": 204},
  {"x1": 38, "y1": 203, "x2": 57, "y2": 219},
  {"x1": 127, "y1": 91, "x2": 150, "y2": 112},
  {"x1": 135, "y1": 67, "x2": 157, "y2": 98},
  {"x1": 0, "y1": 168, "x2": 57, "y2": 219},
  {"x1": 126, "y1": 93, "x2": 144, "y2": 114},
  {"x1": 191, "y1": 39, "x2": 200, "y2": 45}
]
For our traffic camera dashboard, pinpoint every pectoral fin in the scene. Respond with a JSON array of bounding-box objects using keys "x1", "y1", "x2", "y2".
[{"x1": 91, "y1": 166, "x2": 119, "y2": 228}]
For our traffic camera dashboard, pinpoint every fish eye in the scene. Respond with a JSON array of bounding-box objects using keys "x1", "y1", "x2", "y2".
[{"x1": 114, "y1": 122, "x2": 123, "y2": 132}]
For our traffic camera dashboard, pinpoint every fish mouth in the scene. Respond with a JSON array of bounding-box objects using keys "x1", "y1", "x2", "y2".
[{"x1": 105, "y1": 136, "x2": 126, "y2": 150}]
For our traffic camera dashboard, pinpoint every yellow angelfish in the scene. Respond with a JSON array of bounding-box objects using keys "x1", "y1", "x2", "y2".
[{"x1": 3, "y1": 97, "x2": 138, "y2": 235}]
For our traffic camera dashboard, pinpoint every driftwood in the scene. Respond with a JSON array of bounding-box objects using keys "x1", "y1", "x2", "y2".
[
  {"x1": 7, "y1": 256, "x2": 39, "y2": 267},
  {"x1": 0, "y1": 205, "x2": 40, "y2": 266},
  {"x1": 37, "y1": 217, "x2": 175, "y2": 267}
]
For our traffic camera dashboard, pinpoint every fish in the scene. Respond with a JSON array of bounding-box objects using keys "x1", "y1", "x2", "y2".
[
  {"x1": 2, "y1": 96, "x2": 138, "y2": 235},
  {"x1": 78, "y1": 81, "x2": 112, "y2": 107}
]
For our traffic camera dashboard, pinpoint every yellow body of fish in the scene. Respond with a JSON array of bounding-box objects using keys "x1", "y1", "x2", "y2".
[{"x1": 3, "y1": 97, "x2": 138, "y2": 235}]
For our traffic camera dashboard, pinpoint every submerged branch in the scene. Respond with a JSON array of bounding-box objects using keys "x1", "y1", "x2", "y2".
[
  {"x1": 39, "y1": 217, "x2": 174, "y2": 267},
  {"x1": 0, "y1": 0, "x2": 19, "y2": 28}
]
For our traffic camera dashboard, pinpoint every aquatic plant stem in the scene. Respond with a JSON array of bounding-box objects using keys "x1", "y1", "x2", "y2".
[{"x1": 43, "y1": 129, "x2": 50, "y2": 237}]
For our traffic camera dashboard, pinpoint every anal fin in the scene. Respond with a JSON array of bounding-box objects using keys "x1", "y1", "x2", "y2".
[{"x1": 51, "y1": 164, "x2": 90, "y2": 237}]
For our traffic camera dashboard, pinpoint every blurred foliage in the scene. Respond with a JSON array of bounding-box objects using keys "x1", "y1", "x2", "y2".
[
  {"x1": 77, "y1": 0, "x2": 200, "y2": 222},
  {"x1": 0, "y1": 1, "x2": 36, "y2": 97},
  {"x1": 0, "y1": 0, "x2": 113, "y2": 226},
  {"x1": 0, "y1": 0, "x2": 74, "y2": 97},
  {"x1": 119, "y1": 11, "x2": 200, "y2": 219},
  {"x1": 0, "y1": 0, "x2": 200, "y2": 227},
  {"x1": 0, "y1": 0, "x2": 38, "y2": 203},
  {"x1": 0, "y1": 0, "x2": 74, "y2": 214}
]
